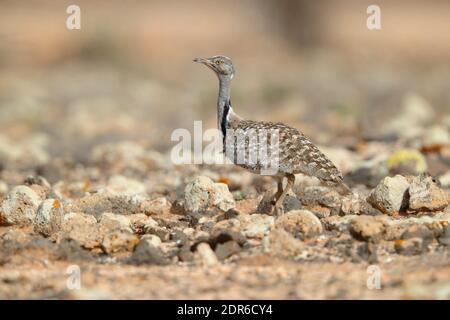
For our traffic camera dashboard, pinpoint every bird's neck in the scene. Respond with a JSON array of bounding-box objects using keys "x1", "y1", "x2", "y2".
[{"x1": 217, "y1": 78, "x2": 232, "y2": 137}]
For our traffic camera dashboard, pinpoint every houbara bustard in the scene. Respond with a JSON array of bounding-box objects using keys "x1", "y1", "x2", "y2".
[{"x1": 194, "y1": 55, "x2": 350, "y2": 215}]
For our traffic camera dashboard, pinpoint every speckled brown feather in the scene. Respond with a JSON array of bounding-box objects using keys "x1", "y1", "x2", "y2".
[{"x1": 225, "y1": 119, "x2": 344, "y2": 184}]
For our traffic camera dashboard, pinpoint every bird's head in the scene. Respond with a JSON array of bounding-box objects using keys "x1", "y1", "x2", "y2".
[{"x1": 193, "y1": 55, "x2": 235, "y2": 80}]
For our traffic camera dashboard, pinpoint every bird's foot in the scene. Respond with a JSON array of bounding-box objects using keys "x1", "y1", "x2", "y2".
[{"x1": 272, "y1": 204, "x2": 284, "y2": 216}]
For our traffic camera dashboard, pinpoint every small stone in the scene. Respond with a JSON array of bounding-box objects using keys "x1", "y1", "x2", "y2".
[
  {"x1": 140, "y1": 197, "x2": 171, "y2": 215},
  {"x1": 184, "y1": 176, "x2": 235, "y2": 214},
  {"x1": 129, "y1": 214, "x2": 157, "y2": 234},
  {"x1": 178, "y1": 245, "x2": 194, "y2": 262},
  {"x1": 141, "y1": 234, "x2": 162, "y2": 247},
  {"x1": 340, "y1": 195, "x2": 380, "y2": 216},
  {"x1": 408, "y1": 174, "x2": 450, "y2": 212},
  {"x1": 215, "y1": 240, "x2": 241, "y2": 260},
  {"x1": 98, "y1": 212, "x2": 131, "y2": 231},
  {"x1": 240, "y1": 214, "x2": 274, "y2": 239},
  {"x1": 101, "y1": 229, "x2": 139, "y2": 254},
  {"x1": 196, "y1": 242, "x2": 218, "y2": 266},
  {"x1": 170, "y1": 230, "x2": 188, "y2": 247},
  {"x1": 322, "y1": 215, "x2": 358, "y2": 232},
  {"x1": 145, "y1": 225, "x2": 171, "y2": 241},
  {"x1": 274, "y1": 210, "x2": 322, "y2": 239},
  {"x1": 367, "y1": 175, "x2": 410, "y2": 214},
  {"x1": 128, "y1": 238, "x2": 169, "y2": 265},
  {"x1": 394, "y1": 238, "x2": 425, "y2": 256},
  {"x1": 0, "y1": 185, "x2": 42, "y2": 225},
  {"x1": 62, "y1": 212, "x2": 104, "y2": 249},
  {"x1": 349, "y1": 215, "x2": 386, "y2": 242},
  {"x1": 33, "y1": 199, "x2": 63, "y2": 237},
  {"x1": 297, "y1": 186, "x2": 341, "y2": 208}
]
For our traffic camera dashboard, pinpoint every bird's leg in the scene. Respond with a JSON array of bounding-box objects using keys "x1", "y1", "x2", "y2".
[
  {"x1": 270, "y1": 178, "x2": 284, "y2": 206},
  {"x1": 272, "y1": 174, "x2": 295, "y2": 216}
]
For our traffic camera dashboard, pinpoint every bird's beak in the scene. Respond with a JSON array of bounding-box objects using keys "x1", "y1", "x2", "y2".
[
  {"x1": 193, "y1": 57, "x2": 212, "y2": 67},
  {"x1": 193, "y1": 57, "x2": 207, "y2": 64}
]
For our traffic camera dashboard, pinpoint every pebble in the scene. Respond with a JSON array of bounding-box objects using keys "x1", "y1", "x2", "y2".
[
  {"x1": 297, "y1": 186, "x2": 341, "y2": 208},
  {"x1": 349, "y1": 215, "x2": 386, "y2": 242},
  {"x1": 62, "y1": 212, "x2": 104, "y2": 249},
  {"x1": 0, "y1": 185, "x2": 42, "y2": 225},
  {"x1": 196, "y1": 242, "x2": 219, "y2": 266},
  {"x1": 145, "y1": 225, "x2": 171, "y2": 241},
  {"x1": 367, "y1": 175, "x2": 410, "y2": 214},
  {"x1": 128, "y1": 238, "x2": 169, "y2": 265},
  {"x1": 274, "y1": 210, "x2": 323, "y2": 239},
  {"x1": 33, "y1": 199, "x2": 63, "y2": 237},
  {"x1": 140, "y1": 197, "x2": 171, "y2": 215},
  {"x1": 340, "y1": 195, "x2": 380, "y2": 216},
  {"x1": 141, "y1": 234, "x2": 162, "y2": 247},
  {"x1": 101, "y1": 229, "x2": 139, "y2": 254},
  {"x1": 129, "y1": 214, "x2": 157, "y2": 234},
  {"x1": 240, "y1": 214, "x2": 274, "y2": 239},
  {"x1": 98, "y1": 212, "x2": 131, "y2": 231},
  {"x1": 184, "y1": 176, "x2": 235, "y2": 214},
  {"x1": 408, "y1": 175, "x2": 450, "y2": 212},
  {"x1": 215, "y1": 240, "x2": 241, "y2": 260},
  {"x1": 322, "y1": 215, "x2": 358, "y2": 232}
]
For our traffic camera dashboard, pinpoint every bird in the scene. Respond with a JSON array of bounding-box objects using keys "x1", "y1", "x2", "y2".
[{"x1": 194, "y1": 55, "x2": 351, "y2": 215}]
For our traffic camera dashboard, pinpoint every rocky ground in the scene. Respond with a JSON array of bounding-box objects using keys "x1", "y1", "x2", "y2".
[{"x1": 1, "y1": 89, "x2": 450, "y2": 299}]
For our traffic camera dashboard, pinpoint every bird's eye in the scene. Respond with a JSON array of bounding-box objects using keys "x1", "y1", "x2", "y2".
[{"x1": 215, "y1": 60, "x2": 222, "y2": 65}]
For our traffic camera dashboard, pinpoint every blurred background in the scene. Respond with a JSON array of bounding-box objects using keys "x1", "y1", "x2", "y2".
[{"x1": 0, "y1": 0, "x2": 449, "y2": 182}]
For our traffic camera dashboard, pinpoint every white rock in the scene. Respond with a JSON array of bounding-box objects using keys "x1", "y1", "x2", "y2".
[
  {"x1": 240, "y1": 214, "x2": 275, "y2": 239},
  {"x1": 141, "y1": 234, "x2": 162, "y2": 247},
  {"x1": 196, "y1": 242, "x2": 218, "y2": 266},
  {"x1": 367, "y1": 175, "x2": 410, "y2": 214},
  {"x1": 0, "y1": 185, "x2": 41, "y2": 225},
  {"x1": 184, "y1": 176, "x2": 235, "y2": 213}
]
